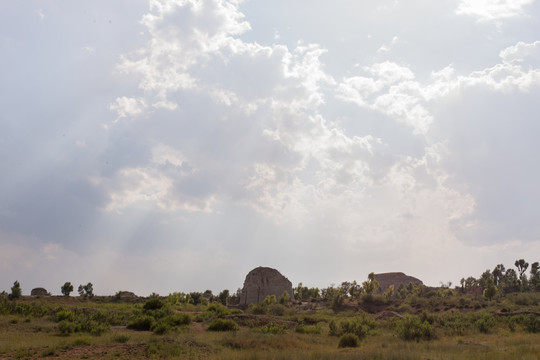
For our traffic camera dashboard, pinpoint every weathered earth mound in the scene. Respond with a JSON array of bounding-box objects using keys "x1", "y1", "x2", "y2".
[
  {"x1": 30, "y1": 287, "x2": 49, "y2": 296},
  {"x1": 240, "y1": 267, "x2": 294, "y2": 305},
  {"x1": 374, "y1": 272, "x2": 422, "y2": 294},
  {"x1": 116, "y1": 291, "x2": 137, "y2": 300}
]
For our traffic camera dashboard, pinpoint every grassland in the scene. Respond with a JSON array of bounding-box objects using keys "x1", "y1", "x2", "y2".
[{"x1": 1, "y1": 293, "x2": 539, "y2": 360}]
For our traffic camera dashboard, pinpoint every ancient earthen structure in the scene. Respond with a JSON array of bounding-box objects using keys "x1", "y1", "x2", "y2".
[
  {"x1": 240, "y1": 267, "x2": 294, "y2": 305},
  {"x1": 30, "y1": 287, "x2": 49, "y2": 296},
  {"x1": 374, "y1": 272, "x2": 423, "y2": 294}
]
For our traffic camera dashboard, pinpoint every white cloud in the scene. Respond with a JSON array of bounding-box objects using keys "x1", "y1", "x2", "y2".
[
  {"x1": 109, "y1": 97, "x2": 147, "y2": 121},
  {"x1": 499, "y1": 40, "x2": 540, "y2": 63},
  {"x1": 456, "y1": 0, "x2": 534, "y2": 22},
  {"x1": 337, "y1": 62, "x2": 432, "y2": 134}
]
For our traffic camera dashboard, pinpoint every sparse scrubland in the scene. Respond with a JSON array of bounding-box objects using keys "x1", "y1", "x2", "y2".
[{"x1": 1, "y1": 259, "x2": 539, "y2": 359}]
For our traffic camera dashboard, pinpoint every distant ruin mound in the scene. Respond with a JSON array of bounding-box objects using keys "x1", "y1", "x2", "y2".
[
  {"x1": 31, "y1": 287, "x2": 49, "y2": 296},
  {"x1": 240, "y1": 267, "x2": 294, "y2": 305},
  {"x1": 374, "y1": 272, "x2": 423, "y2": 294},
  {"x1": 115, "y1": 291, "x2": 137, "y2": 300}
]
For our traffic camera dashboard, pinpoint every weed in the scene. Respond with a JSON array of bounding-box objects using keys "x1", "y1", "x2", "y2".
[
  {"x1": 113, "y1": 334, "x2": 130, "y2": 343},
  {"x1": 295, "y1": 324, "x2": 322, "y2": 334}
]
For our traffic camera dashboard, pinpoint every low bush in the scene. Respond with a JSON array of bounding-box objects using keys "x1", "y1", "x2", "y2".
[
  {"x1": 338, "y1": 333, "x2": 359, "y2": 348},
  {"x1": 152, "y1": 321, "x2": 172, "y2": 335},
  {"x1": 396, "y1": 315, "x2": 434, "y2": 342},
  {"x1": 475, "y1": 312, "x2": 495, "y2": 334},
  {"x1": 206, "y1": 303, "x2": 230, "y2": 318},
  {"x1": 143, "y1": 298, "x2": 165, "y2": 311},
  {"x1": 166, "y1": 313, "x2": 191, "y2": 326},
  {"x1": 328, "y1": 315, "x2": 377, "y2": 339},
  {"x1": 267, "y1": 304, "x2": 287, "y2": 316},
  {"x1": 207, "y1": 318, "x2": 239, "y2": 332},
  {"x1": 56, "y1": 310, "x2": 76, "y2": 322},
  {"x1": 127, "y1": 315, "x2": 155, "y2": 331},
  {"x1": 260, "y1": 322, "x2": 287, "y2": 334},
  {"x1": 58, "y1": 320, "x2": 80, "y2": 336},
  {"x1": 524, "y1": 314, "x2": 540, "y2": 333}
]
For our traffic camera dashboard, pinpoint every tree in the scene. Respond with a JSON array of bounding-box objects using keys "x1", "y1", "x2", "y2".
[
  {"x1": 384, "y1": 285, "x2": 395, "y2": 301},
  {"x1": 515, "y1": 259, "x2": 529, "y2": 277},
  {"x1": 61, "y1": 282, "x2": 74, "y2": 297},
  {"x1": 262, "y1": 294, "x2": 276, "y2": 306},
  {"x1": 479, "y1": 270, "x2": 492, "y2": 288},
  {"x1": 279, "y1": 290, "x2": 290, "y2": 305},
  {"x1": 492, "y1": 264, "x2": 505, "y2": 286},
  {"x1": 10, "y1": 281, "x2": 22, "y2": 300},
  {"x1": 362, "y1": 272, "x2": 380, "y2": 296},
  {"x1": 218, "y1": 289, "x2": 229, "y2": 306},
  {"x1": 483, "y1": 275, "x2": 497, "y2": 301},
  {"x1": 500, "y1": 269, "x2": 519, "y2": 293},
  {"x1": 530, "y1": 262, "x2": 540, "y2": 291},
  {"x1": 78, "y1": 282, "x2": 94, "y2": 298}
]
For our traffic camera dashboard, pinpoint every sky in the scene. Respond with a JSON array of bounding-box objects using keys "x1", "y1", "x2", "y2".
[{"x1": 1, "y1": 0, "x2": 540, "y2": 296}]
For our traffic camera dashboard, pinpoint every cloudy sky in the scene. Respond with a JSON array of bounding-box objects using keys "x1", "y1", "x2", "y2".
[{"x1": 1, "y1": 0, "x2": 540, "y2": 296}]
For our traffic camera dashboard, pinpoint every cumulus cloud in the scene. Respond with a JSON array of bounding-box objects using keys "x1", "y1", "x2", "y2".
[
  {"x1": 499, "y1": 40, "x2": 540, "y2": 63},
  {"x1": 337, "y1": 62, "x2": 432, "y2": 135},
  {"x1": 455, "y1": 0, "x2": 534, "y2": 22},
  {"x1": 109, "y1": 97, "x2": 147, "y2": 121}
]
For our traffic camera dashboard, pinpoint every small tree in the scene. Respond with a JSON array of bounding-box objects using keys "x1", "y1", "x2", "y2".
[
  {"x1": 384, "y1": 285, "x2": 395, "y2": 301},
  {"x1": 483, "y1": 276, "x2": 497, "y2": 301},
  {"x1": 530, "y1": 262, "x2": 540, "y2": 291},
  {"x1": 218, "y1": 289, "x2": 229, "y2": 306},
  {"x1": 61, "y1": 282, "x2": 74, "y2": 297},
  {"x1": 78, "y1": 282, "x2": 94, "y2": 298},
  {"x1": 10, "y1": 281, "x2": 22, "y2": 300},
  {"x1": 279, "y1": 290, "x2": 290, "y2": 305},
  {"x1": 262, "y1": 295, "x2": 276, "y2": 306},
  {"x1": 362, "y1": 272, "x2": 380, "y2": 302}
]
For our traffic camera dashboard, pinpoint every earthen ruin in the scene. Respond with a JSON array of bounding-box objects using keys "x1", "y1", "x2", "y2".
[
  {"x1": 240, "y1": 267, "x2": 294, "y2": 305},
  {"x1": 374, "y1": 272, "x2": 423, "y2": 294},
  {"x1": 30, "y1": 287, "x2": 49, "y2": 296}
]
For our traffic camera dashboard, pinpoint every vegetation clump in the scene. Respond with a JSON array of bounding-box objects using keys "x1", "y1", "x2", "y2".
[
  {"x1": 338, "y1": 333, "x2": 359, "y2": 348},
  {"x1": 396, "y1": 315, "x2": 434, "y2": 341},
  {"x1": 207, "y1": 318, "x2": 239, "y2": 332}
]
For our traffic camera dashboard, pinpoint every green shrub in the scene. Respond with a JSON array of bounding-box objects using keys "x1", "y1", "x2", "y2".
[
  {"x1": 396, "y1": 315, "x2": 434, "y2": 341},
  {"x1": 524, "y1": 315, "x2": 540, "y2": 333},
  {"x1": 248, "y1": 304, "x2": 266, "y2": 315},
  {"x1": 206, "y1": 303, "x2": 230, "y2": 318},
  {"x1": 338, "y1": 333, "x2": 359, "y2": 348},
  {"x1": 166, "y1": 313, "x2": 192, "y2": 326},
  {"x1": 267, "y1": 304, "x2": 287, "y2": 316},
  {"x1": 207, "y1": 318, "x2": 239, "y2": 331},
  {"x1": 152, "y1": 321, "x2": 172, "y2": 335},
  {"x1": 260, "y1": 322, "x2": 287, "y2": 334},
  {"x1": 143, "y1": 298, "x2": 164, "y2": 311},
  {"x1": 127, "y1": 315, "x2": 155, "y2": 331},
  {"x1": 58, "y1": 320, "x2": 80, "y2": 336},
  {"x1": 476, "y1": 313, "x2": 495, "y2": 334},
  {"x1": 56, "y1": 310, "x2": 76, "y2": 322},
  {"x1": 328, "y1": 316, "x2": 377, "y2": 339}
]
